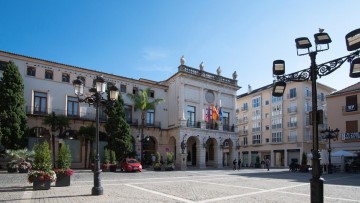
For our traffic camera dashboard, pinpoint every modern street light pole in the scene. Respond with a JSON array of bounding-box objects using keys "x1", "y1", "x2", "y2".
[
  {"x1": 320, "y1": 127, "x2": 340, "y2": 174},
  {"x1": 272, "y1": 28, "x2": 360, "y2": 203},
  {"x1": 73, "y1": 75, "x2": 118, "y2": 196}
]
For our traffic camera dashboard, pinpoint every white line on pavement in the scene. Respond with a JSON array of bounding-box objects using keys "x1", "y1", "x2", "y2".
[
  {"x1": 275, "y1": 190, "x2": 360, "y2": 203},
  {"x1": 124, "y1": 183, "x2": 196, "y2": 203}
]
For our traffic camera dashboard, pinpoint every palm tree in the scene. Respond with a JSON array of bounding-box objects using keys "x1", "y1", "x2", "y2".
[
  {"x1": 127, "y1": 88, "x2": 163, "y2": 163},
  {"x1": 77, "y1": 125, "x2": 96, "y2": 168},
  {"x1": 43, "y1": 112, "x2": 69, "y2": 167}
]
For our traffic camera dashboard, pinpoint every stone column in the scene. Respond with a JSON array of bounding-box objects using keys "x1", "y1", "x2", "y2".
[
  {"x1": 178, "y1": 79, "x2": 187, "y2": 127},
  {"x1": 199, "y1": 147, "x2": 206, "y2": 169},
  {"x1": 271, "y1": 150, "x2": 275, "y2": 167},
  {"x1": 216, "y1": 148, "x2": 223, "y2": 168}
]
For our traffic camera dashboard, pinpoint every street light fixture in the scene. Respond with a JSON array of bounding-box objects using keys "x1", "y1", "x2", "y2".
[
  {"x1": 272, "y1": 28, "x2": 360, "y2": 203},
  {"x1": 320, "y1": 127, "x2": 340, "y2": 174},
  {"x1": 73, "y1": 75, "x2": 118, "y2": 196}
]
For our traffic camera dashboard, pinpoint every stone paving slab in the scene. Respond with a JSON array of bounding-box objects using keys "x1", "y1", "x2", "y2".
[{"x1": 1, "y1": 169, "x2": 360, "y2": 203}]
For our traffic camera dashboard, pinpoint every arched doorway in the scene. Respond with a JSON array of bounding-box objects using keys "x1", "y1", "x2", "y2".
[
  {"x1": 204, "y1": 137, "x2": 217, "y2": 167},
  {"x1": 143, "y1": 136, "x2": 156, "y2": 167},
  {"x1": 186, "y1": 136, "x2": 199, "y2": 167}
]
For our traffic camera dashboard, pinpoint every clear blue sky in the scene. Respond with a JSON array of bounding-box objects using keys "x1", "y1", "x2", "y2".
[{"x1": 1, "y1": 1, "x2": 359, "y2": 94}]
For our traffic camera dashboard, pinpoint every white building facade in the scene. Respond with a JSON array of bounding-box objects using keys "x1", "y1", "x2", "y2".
[{"x1": 0, "y1": 51, "x2": 240, "y2": 169}]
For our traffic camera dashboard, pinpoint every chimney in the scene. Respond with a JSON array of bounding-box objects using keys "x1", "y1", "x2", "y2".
[{"x1": 248, "y1": 85, "x2": 252, "y2": 93}]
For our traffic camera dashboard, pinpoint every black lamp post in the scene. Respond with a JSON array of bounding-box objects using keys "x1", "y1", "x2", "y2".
[
  {"x1": 320, "y1": 127, "x2": 340, "y2": 174},
  {"x1": 73, "y1": 75, "x2": 118, "y2": 196},
  {"x1": 272, "y1": 28, "x2": 360, "y2": 203}
]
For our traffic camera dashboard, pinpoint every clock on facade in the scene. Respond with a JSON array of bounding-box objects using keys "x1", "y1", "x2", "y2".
[{"x1": 205, "y1": 90, "x2": 215, "y2": 103}]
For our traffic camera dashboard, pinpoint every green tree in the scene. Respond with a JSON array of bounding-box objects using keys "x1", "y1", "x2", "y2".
[
  {"x1": 0, "y1": 61, "x2": 27, "y2": 149},
  {"x1": 77, "y1": 125, "x2": 96, "y2": 168},
  {"x1": 105, "y1": 89, "x2": 132, "y2": 161},
  {"x1": 43, "y1": 112, "x2": 70, "y2": 137},
  {"x1": 127, "y1": 88, "x2": 164, "y2": 162},
  {"x1": 57, "y1": 144, "x2": 72, "y2": 169},
  {"x1": 33, "y1": 141, "x2": 52, "y2": 171}
]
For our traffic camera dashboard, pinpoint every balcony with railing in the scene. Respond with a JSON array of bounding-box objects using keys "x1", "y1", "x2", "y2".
[
  {"x1": 288, "y1": 122, "x2": 297, "y2": 128},
  {"x1": 272, "y1": 124, "x2": 282, "y2": 129},
  {"x1": 26, "y1": 106, "x2": 159, "y2": 128},
  {"x1": 26, "y1": 106, "x2": 107, "y2": 121},
  {"x1": 187, "y1": 120, "x2": 201, "y2": 128},
  {"x1": 343, "y1": 104, "x2": 358, "y2": 113},
  {"x1": 287, "y1": 107, "x2": 297, "y2": 113},
  {"x1": 288, "y1": 135, "x2": 298, "y2": 142},
  {"x1": 223, "y1": 124, "x2": 235, "y2": 132}
]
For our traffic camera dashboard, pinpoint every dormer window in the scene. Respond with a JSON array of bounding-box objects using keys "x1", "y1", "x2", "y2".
[
  {"x1": 45, "y1": 70, "x2": 53, "y2": 80},
  {"x1": 27, "y1": 66, "x2": 36, "y2": 76},
  {"x1": 62, "y1": 73, "x2": 70, "y2": 83}
]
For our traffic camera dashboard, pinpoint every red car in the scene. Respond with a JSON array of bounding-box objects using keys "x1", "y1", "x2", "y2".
[{"x1": 120, "y1": 158, "x2": 142, "y2": 172}]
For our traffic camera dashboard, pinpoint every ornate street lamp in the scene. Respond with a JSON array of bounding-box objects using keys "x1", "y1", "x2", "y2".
[
  {"x1": 73, "y1": 75, "x2": 118, "y2": 196},
  {"x1": 320, "y1": 127, "x2": 340, "y2": 174},
  {"x1": 272, "y1": 28, "x2": 360, "y2": 203}
]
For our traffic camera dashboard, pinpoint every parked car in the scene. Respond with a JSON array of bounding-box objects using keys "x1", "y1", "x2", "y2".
[{"x1": 120, "y1": 158, "x2": 142, "y2": 172}]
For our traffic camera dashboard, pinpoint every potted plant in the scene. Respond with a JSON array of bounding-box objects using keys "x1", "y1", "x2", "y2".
[
  {"x1": 109, "y1": 150, "x2": 117, "y2": 172},
  {"x1": 101, "y1": 149, "x2": 111, "y2": 172},
  {"x1": 54, "y1": 144, "x2": 74, "y2": 187},
  {"x1": 18, "y1": 160, "x2": 32, "y2": 173},
  {"x1": 153, "y1": 152, "x2": 162, "y2": 171},
  {"x1": 165, "y1": 152, "x2": 175, "y2": 171},
  {"x1": 300, "y1": 152, "x2": 309, "y2": 172},
  {"x1": 5, "y1": 148, "x2": 34, "y2": 173},
  {"x1": 6, "y1": 160, "x2": 18, "y2": 173},
  {"x1": 28, "y1": 142, "x2": 56, "y2": 190}
]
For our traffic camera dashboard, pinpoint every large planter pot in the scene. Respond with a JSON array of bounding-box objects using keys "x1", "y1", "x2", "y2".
[
  {"x1": 110, "y1": 164, "x2": 117, "y2": 172},
  {"x1": 33, "y1": 180, "x2": 51, "y2": 190},
  {"x1": 102, "y1": 164, "x2": 110, "y2": 172},
  {"x1": 18, "y1": 168, "x2": 29, "y2": 173},
  {"x1": 55, "y1": 173, "x2": 71, "y2": 187},
  {"x1": 7, "y1": 167, "x2": 18, "y2": 173}
]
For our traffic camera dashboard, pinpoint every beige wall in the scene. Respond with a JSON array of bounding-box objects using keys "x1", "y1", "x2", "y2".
[
  {"x1": 237, "y1": 81, "x2": 335, "y2": 167},
  {"x1": 327, "y1": 88, "x2": 360, "y2": 151}
]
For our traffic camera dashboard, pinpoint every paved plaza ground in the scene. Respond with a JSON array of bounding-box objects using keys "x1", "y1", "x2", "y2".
[{"x1": 0, "y1": 168, "x2": 360, "y2": 203}]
